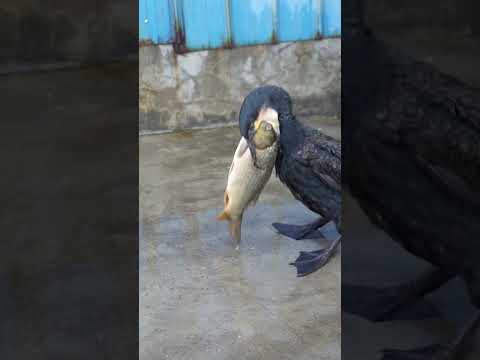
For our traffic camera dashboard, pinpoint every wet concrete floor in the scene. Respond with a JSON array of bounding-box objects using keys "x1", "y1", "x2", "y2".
[{"x1": 140, "y1": 118, "x2": 341, "y2": 360}]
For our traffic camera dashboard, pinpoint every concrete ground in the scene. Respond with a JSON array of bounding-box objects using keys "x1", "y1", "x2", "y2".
[{"x1": 140, "y1": 118, "x2": 341, "y2": 360}]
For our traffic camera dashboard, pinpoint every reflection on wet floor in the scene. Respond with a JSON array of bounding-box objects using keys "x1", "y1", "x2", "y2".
[{"x1": 140, "y1": 119, "x2": 341, "y2": 360}]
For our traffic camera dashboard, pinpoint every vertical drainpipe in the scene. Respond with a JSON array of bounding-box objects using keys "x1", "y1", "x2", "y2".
[
  {"x1": 225, "y1": 0, "x2": 233, "y2": 48},
  {"x1": 172, "y1": 0, "x2": 187, "y2": 53},
  {"x1": 271, "y1": 0, "x2": 278, "y2": 44},
  {"x1": 316, "y1": 0, "x2": 323, "y2": 39}
]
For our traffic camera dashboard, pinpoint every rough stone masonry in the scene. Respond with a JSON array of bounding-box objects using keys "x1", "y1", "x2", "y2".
[{"x1": 139, "y1": 39, "x2": 341, "y2": 134}]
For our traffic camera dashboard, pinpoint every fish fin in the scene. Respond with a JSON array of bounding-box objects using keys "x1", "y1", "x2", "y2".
[
  {"x1": 223, "y1": 191, "x2": 230, "y2": 207},
  {"x1": 217, "y1": 210, "x2": 230, "y2": 221},
  {"x1": 229, "y1": 216, "x2": 242, "y2": 243},
  {"x1": 218, "y1": 191, "x2": 232, "y2": 221}
]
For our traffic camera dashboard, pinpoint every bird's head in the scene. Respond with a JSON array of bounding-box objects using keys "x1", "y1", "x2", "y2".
[{"x1": 238, "y1": 85, "x2": 292, "y2": 166}]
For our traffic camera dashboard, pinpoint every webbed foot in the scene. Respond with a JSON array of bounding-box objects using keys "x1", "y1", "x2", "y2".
[
  {"x1": 290, "y1": 249, "x2": 330, "y2": 276},
  {"x1": 290, "y1": 236, "x2": 340, "y2": 276},
  {"x1": 343, "y1": 269, "x2": 454, "y2": 321},
  {"x1": 273, "y1": 217, "x2": 330, "y2": 240},
  {"x1": 342, "y1": 284, "x2": 440, "y2": 322}
]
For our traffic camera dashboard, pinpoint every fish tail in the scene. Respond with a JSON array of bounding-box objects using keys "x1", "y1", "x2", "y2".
[
  {"x1": 217, "y1": 210, "x2": 230, "y2": 221},
  {"x1": 229, "y1": 216, "x2": 242, "y2": 243}
]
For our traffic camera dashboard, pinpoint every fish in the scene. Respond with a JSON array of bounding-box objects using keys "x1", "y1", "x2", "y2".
[{"x1": 217, "y1": 116, "x2": 279, "y2": 246}]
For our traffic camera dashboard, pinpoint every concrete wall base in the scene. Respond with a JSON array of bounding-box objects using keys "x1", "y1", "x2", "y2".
[{"x1": 139, "y1": 39, "x2": 341, "y2": 133}]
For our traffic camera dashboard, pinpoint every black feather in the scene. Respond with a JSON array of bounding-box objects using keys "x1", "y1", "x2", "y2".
[
  {"x1": 343, "y1": 26, "x2": 480, "y2": 305},
  {"x1": 275, "y1": 116, "x2": 342, "y2": 226}
]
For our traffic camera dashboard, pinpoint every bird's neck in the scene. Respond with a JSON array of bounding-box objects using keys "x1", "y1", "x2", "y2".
[
  {"x1": 274, "y1": 114, "x2": 305, "y2": 177},
  {"x1": 279, "y1": 115, "x2": 304, "y2": 151}
]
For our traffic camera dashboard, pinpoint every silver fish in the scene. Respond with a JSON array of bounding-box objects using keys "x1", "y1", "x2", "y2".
[{"x1": 218, "y1": 110, "x2": 280, "y2": 245}]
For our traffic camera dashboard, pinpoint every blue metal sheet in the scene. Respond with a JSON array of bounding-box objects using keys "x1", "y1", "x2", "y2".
[
  {"x1": 277, "y1": 0, "x2": 318, "y2": 42},
  {"x1": 182, "y1": 0, "x2": 229, "y2": 50},
  {"x1": 139, "y1": 0, "x2": 174, "y2": 43},
  {"x1": 322, "y1": 0, "x2": 341, "y2": 36},
  {"x1": 230, "y1": 0, "x2": 274, "y2": 46},
  {"x1": 139, "y1": 0, "x2": 340, "y2": 49}
]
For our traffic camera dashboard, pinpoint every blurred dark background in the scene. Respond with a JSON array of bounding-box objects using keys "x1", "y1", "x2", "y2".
[
  {"x1": 343, "y1": 0, "x2": 480, "y2": 359},
  {"x1": 0, "y1": 1, "x2": 138, "y2": 360},
  {"x1": 365, "y1": 0, "x2": 480, "y2": 86},
  {"x1": 366, "y1": 0, "x2": 479, "y2": 32},
  {"x1": 0, "y1": 0, "x2": 137, "y2": 72}
]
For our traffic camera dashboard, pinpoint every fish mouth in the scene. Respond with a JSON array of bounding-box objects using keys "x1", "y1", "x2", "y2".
[
  {"x1": 247, "y1": 107, "x2": 280, "y2": 168},
  {"x1": 247, "y1": 124, "x2": 265, "y2": 169},
  {"x1": 252, "y1": 121, "x2": 277, "y2": 149}
]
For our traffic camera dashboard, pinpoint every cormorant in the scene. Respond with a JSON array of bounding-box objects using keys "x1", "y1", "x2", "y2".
[
  {"x1": 343, "y1": 1, "x2": 480, "y2": 358},
  {"x1": 238, "y1": 85, "x2": 341, "y2": 276}
]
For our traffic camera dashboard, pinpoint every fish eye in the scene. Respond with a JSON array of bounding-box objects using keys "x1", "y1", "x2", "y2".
[{"x1": 263, "y1": 122, "x2": 272, "y2": 131}]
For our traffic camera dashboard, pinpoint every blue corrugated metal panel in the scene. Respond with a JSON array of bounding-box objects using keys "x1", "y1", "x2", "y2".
[
  {"x1": 139, "y1": 0, "x2": 174, "y2": 43},
  {"x1": 277, "y1": 0, "x2": 318, "y2": 42},
  {"x1": 138, "y1": 0, "x2": 341, "y2": 48},
  {"x1": 182, "y1": 0, "x2": 229, "y2": 50},
  {"x1": 230, "y1": 0, "x2": 274, "y2": 46},
  {"x1": 322, "y1": 0, "x2": 341, "y2": 36}
]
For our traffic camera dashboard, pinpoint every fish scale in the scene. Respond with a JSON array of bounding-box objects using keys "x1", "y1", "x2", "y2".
[{"x1": 218, "y1": 130, "x2": 278, "y2": 244}]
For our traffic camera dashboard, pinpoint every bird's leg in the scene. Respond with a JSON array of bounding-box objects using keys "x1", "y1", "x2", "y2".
[
  {"x1": 343, "y1": 268, "x2": 455, "y2": 322},
  {"x1": 381, "y1": 311, "x2": 480, "y2": 360},
  {"x1": 290, "y1": 235, "x2": 341, "y2": 276},
  {"x1": 272, "y1": 216, "x2": 330, "y2": 240}
]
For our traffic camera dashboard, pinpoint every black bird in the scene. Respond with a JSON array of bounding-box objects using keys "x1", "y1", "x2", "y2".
[
  {"x1": 343, "y1": 2, "x2": 480, "y2": 359},
  {"x1": 238, "y1": 85, "x2": 341, "y2": 276}
]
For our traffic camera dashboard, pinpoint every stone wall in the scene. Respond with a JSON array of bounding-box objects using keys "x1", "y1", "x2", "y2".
[{"x1": 139, "y1": 39, "x2": 341, "y2": 133}]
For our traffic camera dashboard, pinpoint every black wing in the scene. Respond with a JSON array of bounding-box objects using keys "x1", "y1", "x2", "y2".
[
  {"x1": 279, "y1": 126, "x2": 341, "y2": 223},
  {"x1": 348, "y1": 57, "x2": 480, "y2": 269},
  {"x1": 389, "y1": 61, "x2": 480, "y2": 209}
]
